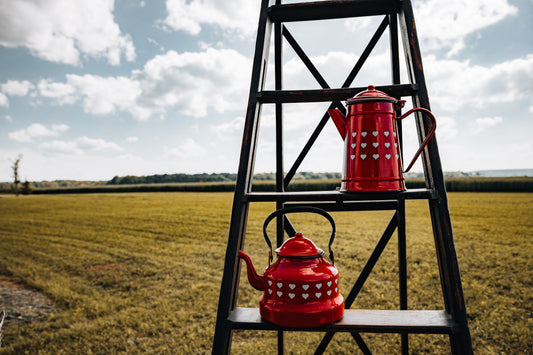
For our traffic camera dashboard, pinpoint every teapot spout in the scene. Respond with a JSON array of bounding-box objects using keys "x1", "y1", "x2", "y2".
[
  {"x1": 328, "y1": 109, "x2": 347, "y2": 139},
  {"x1": 238, "y1": 251, "x2": 265, "y2": 291}
]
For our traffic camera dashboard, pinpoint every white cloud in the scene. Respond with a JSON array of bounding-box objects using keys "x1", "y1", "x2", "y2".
[
  {"x1": 0, "y1": 93, "x2": 8, "y2": 107},
  {"x1": 473, "y1": 116, "x2": 503, "y2": 134},
  {"x1": 425, "y1": 54, "x2": 533, "y2": 112},
  {"x1": 212, "y1": 116, "x2": 244, "y2": 140},
  {"x1": 4, "y1": 115, "x2": 12, "y2": 122},
  {"x1": 37, "y1": 79, "x2": 77, "y2": 105},
  {"x1": 0, "y1": 0, "x2": 135, "y2": 66},
  {"x1": 9, "y1": 123, "x2": 69, "y2": 142},
  {"x1": 164, "y1": 138, "x2": 207, "y2": 159},
  {"x1": 1, "y1": 80, "x2": 34, "y2": 96},
  {"x1": 40, "y1": 136, "x2": 122, "y2": 154},
  {"x1": 414, "y1": 0, "x2": 517, "y2": 56},
  {"x1": 137, "y1": 47, "x2": 250, "y2": 117},
  {"x1": 162, "y1": 0, "x2": 258, "y2": 36},
  {"x1": 124, "y1": 136, "x2": 139, "y2": 143},
  {"x1": 66, "y1": 74, "x2": 144, "y2": 118}
]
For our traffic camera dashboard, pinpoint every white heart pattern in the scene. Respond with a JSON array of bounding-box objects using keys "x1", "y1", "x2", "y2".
[
  {"x1": 395, "y1": 143, "x2": 398, "y2": 147},
  {"x1": 289, "y1": 284, "x2": 296, "y2": 290},
  {"x1": 373, "y1": 142, "x2": 379, "y2": 148},
  {"x1": 385, "y1": 154, "x2": 391, "y2": 160},
  {"x1": 327, "y1": 290, "x2": 332, "y2": 296},
  {"x1": 360, "y1": 154, "x2": 367, "y2": 160},
  {"x1": 352, "y1": 132, "x2": 357, "y2": 137},
  {"x1": 335, "y1": 279, "x2": 338, "y2": 284},
  {"x1": 350, "y1": 154, "x2": 355, "y2": 160},
  {"x1": 277, "y1": 282, "x2": 283, "y2": 288},
  {"x1": 315, "y1": 293, "x2": 322, "y2": 298},
  {"x1": 302, "y1": 284, "x2": 309, "y2": 290},
  {"x1": 327, "y1": 281, "x2": 332, "y2": 287},
  {"x1": 335, "y1": 287, "x2": 338, "y2": 292},
  {"x1": 277, "y1": 291, "x2": 283, "y2": 297},
  {"x1": 372, "y1": 131, "x2": 378, "y2": 137},
  {"x1": 384, "y1": 142, "x2": 390, "y2": 148},
  {"x1": 384, "y1": 131, "x2": 390, "y2": 137},
  {"x1": 361, "y1": 132, "x2": 367, "y2": 137},
  {"x1": 396, "y1": 154, "x2": 399, "y2": 159},
  {"x1": 268, "y1": 280, "x2": 272, "y2": 286},
  {"x1": 289, "y1": 293, "x2": 295, "y2": 299},
  {"x1": 316, "y1": 283, "x2": 322, "y2": 289},
  {"x1": 393, "y1": 132, "x2": 397, "y2": 137},
  {"x1": 361, "y1": 143, "x2": 367, "y2": 148},
  {"x1": 268, "y1": 289, "x2": 273, "y2": 294},
  {"x1": 351, "y1": 143, "x2": 356, "y2": 149},
  {"x1": 302, "y1": 293, "x2": 309, "y2": 299},
  {"x1": 373, "y1": 154, "x2": 379, "y2": 160}
]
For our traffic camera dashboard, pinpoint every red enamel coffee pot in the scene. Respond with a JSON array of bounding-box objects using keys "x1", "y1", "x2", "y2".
[
  {"x1": 328, "y1": 85, "x2": 436, "y2": 192},
  {"x1": 238, "y1": 207, "x2": 344, "y2": 327}
]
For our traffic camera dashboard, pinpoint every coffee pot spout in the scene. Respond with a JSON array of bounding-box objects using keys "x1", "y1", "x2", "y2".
[
  {"x1": 328, "y1": 109, "x2": 347, "y2": 139},
  {"x1": 238, "y1": 251, "x2": 265, "y2": 291}
]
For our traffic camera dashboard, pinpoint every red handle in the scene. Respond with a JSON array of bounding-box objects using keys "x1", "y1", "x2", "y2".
[{"x1": 397, "y1": 107, "x2": 437, "y2": 173}]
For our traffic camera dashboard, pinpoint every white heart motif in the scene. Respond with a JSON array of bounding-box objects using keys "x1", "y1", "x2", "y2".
[
  {"x1": 361, "y1": 132, "x2": 367, "y2": 137},
  {"x1": 360, "y1": 154, "x2": 367, "y2": 160},
  {"x1": 277, "y1": 282, "x2": 283, "y2": 288},
  {"x1": 384, "y1": 131, "x2": 390, "y2": 137},
  {"x1": 361, "y1": 143, "x2": 367, "y2": 148},
  {"x1": 327, "y1": 290, "x2": 332, "y2": 296},
  {"x1": 335, "y1": 279, "x2": 338, "y2": 284},
  {"x1": 289, "y1": 293, "x2": 295, "y2": 299},
  {"x1": 316, "y1": 283, "x2": 322, "y2": 289},
  {"x1": 373, "y1": 154, "x2": 379, "y2": 160},
  {"x1": 372, "y1": 131, "x2": 379, "y2": 137},
  {"x1": 352, "y1": 132, "x2": 357, "y2": 137},
  {"x1": 372, "y1": 142, "x2": 379, "y2": 148},
  {"x1": 385, "y1": 154, "x2": 391, "y2": 160},
  {"x1": 315, "y1": 293, "x2": 322, "y2": 298},
  {"x1": 395, "y1": 143, "x2": 398, "y2": 147},
  {"x1": 268, "y1": 280, "x2": 272, "y2": 286},
  {"x1": 302, "y1": 284, "x2": 309, "y2": 290},
  {"x1": 384, "y1": 142, "x2": 390, "y2": 148},
  {"x1": 268, "y1": 289, "x2": 273, "y2": 294},
  {"x1": 327, "y1": 281, "x2": 332, "y2": 287},
  {"x1": 351, "y1": 143, "x2": 356, "y2": 149},
  {"x1": 396, "y1": 154, "x2": 400, "y2": 159},
  {"x1": 302, "y1": 293, "x2": 309, "y2": 299},
  {"x1": 289, "y1": 284, "x2": 296, "y2": 290},
  {"x1": 277, "y1": 291, "x2": 283, "y2": 297},
  {"x1": 393, "y1": 132, "x2": 397, "y2": 137},
  {"x1": 335, "y1": 287, "x2": 338, "y2": 292},
  {"x1": 350, "y1": 154, "x2": 355, "y2": 160}
]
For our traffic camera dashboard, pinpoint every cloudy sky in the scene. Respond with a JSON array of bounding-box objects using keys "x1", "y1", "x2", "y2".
[{"x1": 0, "y1": 0, "x2": 532, "y2": 182}]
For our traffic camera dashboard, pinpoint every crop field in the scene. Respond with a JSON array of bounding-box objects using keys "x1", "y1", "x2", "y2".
[{"x1": 0, "y1": 192, "x2": 531, "y2": 354}]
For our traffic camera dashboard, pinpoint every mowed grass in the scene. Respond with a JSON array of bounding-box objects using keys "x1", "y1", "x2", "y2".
[{"x1": 0, "y1": 192, "x2": 531, "y2": 354}]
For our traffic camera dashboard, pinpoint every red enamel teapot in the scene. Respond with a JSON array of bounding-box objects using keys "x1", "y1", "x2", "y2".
[
  {"x1": 328, "y1": 85, "x2": 436, "y2": 192},
  {"x1": 238, "y1": 207, "x2": 344, "y2": 327}
]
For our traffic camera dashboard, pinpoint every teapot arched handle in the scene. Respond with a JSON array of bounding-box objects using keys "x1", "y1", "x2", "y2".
[
  {"x1": 396, "y1": 107, "x2": 437, "y2": 173},
  {"x1": 263, "y1": 206, "x2": 336, "y2": 264}
]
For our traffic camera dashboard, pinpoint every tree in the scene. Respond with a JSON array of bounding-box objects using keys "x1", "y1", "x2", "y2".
[{"x1": 12, "y1": 154, "x2": 22, "y2": 196}]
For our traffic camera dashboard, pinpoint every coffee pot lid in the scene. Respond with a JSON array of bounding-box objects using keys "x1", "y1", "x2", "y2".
[
  {"x1": 346, "y1": 85, "x2": 398, "y2": 104},
  {"x1": 275, "y1": 233, "x2": 324, "y2": 258}
]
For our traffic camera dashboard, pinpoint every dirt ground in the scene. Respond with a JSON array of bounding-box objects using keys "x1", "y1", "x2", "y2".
[{"x1": 0, "y1": 275, "x2": 55, "y2": 330}]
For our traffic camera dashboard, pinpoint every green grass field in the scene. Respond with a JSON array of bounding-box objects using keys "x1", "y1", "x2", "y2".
[{"x1": 0, "y1": 192, "x2": 531, "y2": 354}]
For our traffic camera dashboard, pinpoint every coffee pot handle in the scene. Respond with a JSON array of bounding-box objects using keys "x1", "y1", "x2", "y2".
[
  {"x1": 397, "y1": 107, "x2": 437, "y2": 173},
  {"x1": 263, "y1": 206, "x2": 336, "y2": 264}
]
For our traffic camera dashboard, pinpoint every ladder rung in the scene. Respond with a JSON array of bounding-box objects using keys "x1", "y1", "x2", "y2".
[
  {"x1": 257, "y1": 85, "x2": 418, "y2": 103},
  {"x1": 228, "y1": 308, "x2": 456, "y2": 334},
  {"x1": 268, "y1": 0, "x2": 402, "y2": 22},
  {"x1": 243, "y1": 189, "x2": 437, "y2": 203}
]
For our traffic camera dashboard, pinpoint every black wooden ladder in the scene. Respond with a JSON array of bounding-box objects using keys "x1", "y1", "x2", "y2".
[{"x1": 212, "y1": 0, "x2": 473, "y2": 353}]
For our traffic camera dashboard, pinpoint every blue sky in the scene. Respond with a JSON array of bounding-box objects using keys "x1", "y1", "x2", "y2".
[{"x1": 1, "y1": 0, "x2": 532, "y2": 182}]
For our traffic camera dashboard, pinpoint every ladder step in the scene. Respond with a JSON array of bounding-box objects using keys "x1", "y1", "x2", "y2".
[
  {"x1": 228, "y1": 308, "x2": 456, "y2": 334},
  {"x1": 243, "y1": 189, "x2": 436, "y2": 203},
  {"x1": 268, "y1": 0, "x2": 402, "y2": 22},
  {"x1": 257, "y1": 84, "x2": 418, "y2": 103}
]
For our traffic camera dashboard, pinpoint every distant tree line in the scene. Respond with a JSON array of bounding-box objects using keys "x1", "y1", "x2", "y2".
[{"x1": 106, "y1": 172, "x2": 342, "y2": 185}]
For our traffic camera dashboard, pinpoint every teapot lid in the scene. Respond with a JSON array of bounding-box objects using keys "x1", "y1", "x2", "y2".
[
  {"x1": 346, "y1": 85, "x2": 398, "y2": 104},
  {"x1": 275, "y1": 233, "x2": 324, "y2": 259}
]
